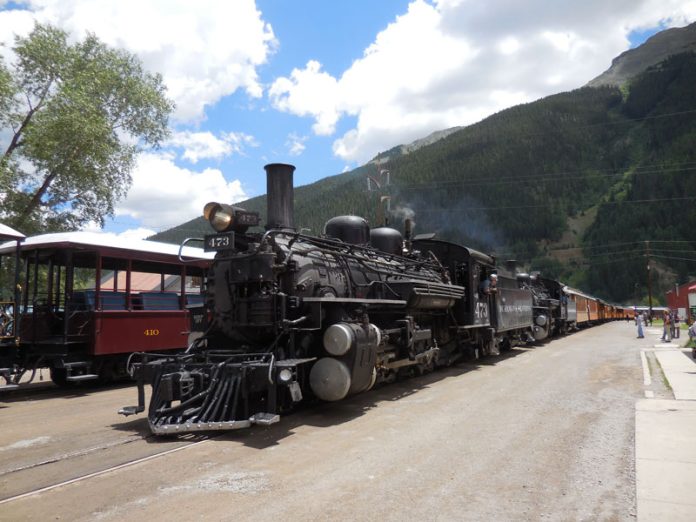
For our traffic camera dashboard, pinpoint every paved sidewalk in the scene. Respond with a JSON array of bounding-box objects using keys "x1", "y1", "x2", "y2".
[
  {"x1": 636, "y1": 342, "x2": 696, "y2": 521},
  {"x1": 655, "y1": 350, "x2": 696, "y2": 400}
]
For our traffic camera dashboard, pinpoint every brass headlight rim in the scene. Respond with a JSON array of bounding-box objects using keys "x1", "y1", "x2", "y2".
[{"x1": 203, "y1": 201, "x2": 236, "y2": 232}]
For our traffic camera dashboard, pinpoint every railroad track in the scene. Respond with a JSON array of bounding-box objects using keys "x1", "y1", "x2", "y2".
[{"x1": 0, "y1": 434, "x2": 212, "y2": 505}]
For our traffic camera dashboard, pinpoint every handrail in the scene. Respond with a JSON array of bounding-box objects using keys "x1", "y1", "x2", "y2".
[{"x1": 178, "y1": 237, "x2": 205, "y2": 263}]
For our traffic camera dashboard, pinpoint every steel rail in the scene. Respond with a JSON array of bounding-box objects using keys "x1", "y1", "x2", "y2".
[{"x1": 0, "y1": 436, "x2": 213, "y2": 505}]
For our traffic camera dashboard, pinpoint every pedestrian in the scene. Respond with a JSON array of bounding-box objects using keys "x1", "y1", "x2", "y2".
[
  {"x1": 661, "y1": 310, "x2": 671, "y2": 343},
  {"x1": 673, "y1": 312, "x2": 680, "y2": 339},
  {"x1": 688, "y1": 320, "x2": 696, "y2": 341},
  {"x1": 636, "y1": 312, "x2": 644, "y2": 338}
]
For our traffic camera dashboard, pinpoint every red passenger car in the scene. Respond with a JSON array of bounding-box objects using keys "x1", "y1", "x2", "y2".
[
  {"x1": 0, "y1": 232, "x2": 211, "y2": 388},
  {"x1": 0, "y1": 224, "x2": 25, "y2": 389}
]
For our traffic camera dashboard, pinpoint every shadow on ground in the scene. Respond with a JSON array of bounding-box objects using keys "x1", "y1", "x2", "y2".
[{"x1": 109, "y1": 345, "x2": 536, "y2": 449}]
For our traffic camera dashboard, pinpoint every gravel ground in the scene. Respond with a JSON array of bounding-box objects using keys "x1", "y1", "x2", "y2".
[{"x1": 1, "y1": 321, "x2": 643, "y2": 521}]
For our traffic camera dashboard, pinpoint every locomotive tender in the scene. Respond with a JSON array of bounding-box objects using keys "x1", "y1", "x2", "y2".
[{"x1": 119, "y1": 164, "x2": 588, "y2": 435}]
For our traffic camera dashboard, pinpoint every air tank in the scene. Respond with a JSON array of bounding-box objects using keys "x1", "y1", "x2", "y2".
[{"x1": 310, "y1": 322, "x2": 380, "y2": 402}]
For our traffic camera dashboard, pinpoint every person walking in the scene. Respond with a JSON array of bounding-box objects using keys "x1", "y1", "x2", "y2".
[
  {"x1": 636, "y1": 312, "x2": 644, "y2": 338},
  {"x1": 661, "y1": 310, "x2": 672, "y2": 342},
  {"x1": 673, "y1": 312, "x2": 680, "y2": 339}
]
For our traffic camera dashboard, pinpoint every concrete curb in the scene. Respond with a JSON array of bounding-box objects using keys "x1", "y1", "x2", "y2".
[{"x1": 636, "y1": 347, "x2": 696, "y2": 521}]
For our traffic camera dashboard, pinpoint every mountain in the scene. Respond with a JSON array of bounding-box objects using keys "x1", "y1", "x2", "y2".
[
  {"x1": 153, "y1": 29, "x2": 696, "y2": 304},
  {"x1": 588, "y1": 22, "x2": 696, "y2": 87}
]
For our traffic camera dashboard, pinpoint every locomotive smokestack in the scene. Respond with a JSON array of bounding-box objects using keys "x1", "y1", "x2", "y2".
[
  {"x1": 264, "y1": 163, "x2": 296, "y2": 230},
  {"x1": 505, "y1": 260, "x2": 518, "y2": 273},
  {"x1": 404, "y1": 218, "x2": 413, "y2": 252}
]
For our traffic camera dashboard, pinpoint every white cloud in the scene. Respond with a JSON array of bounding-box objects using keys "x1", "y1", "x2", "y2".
[
  {"x1": 0, "y1": 0, "x2": 276, "y2": 123},
  {"x1": 269, "y1": 60, "x2": 340, "y2": 135},
  {"x1": 268, "y1": 0, "x2": 696, "y2": 163},
  {"x1": 498, "y1": 36, "x2": 521, "y2": 55},
  {"x1": 114, "y1": 227, "x2": 158, "y2": 241},
  {"x1": 167, "y1": 131, "x2": 258, "y2": 163},
  {"x1": 285, "y1": 133, "x2": 307, "y2": 156},
  {"x1": 0, "y1": 8, "x2": 35, "y2": 63},
  {"x1": 115, "y1": 152, "x2": 247, "y2": 229},
  {"x1": 81, "y1": 221, "x2": 156, "y2": 241}
]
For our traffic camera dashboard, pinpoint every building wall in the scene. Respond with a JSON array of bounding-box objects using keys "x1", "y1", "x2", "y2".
[{"x1": 665, "y1": 280, "x2": 696, "y2": 323}]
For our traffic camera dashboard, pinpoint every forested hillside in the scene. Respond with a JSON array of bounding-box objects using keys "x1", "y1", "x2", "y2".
[{"x1": 154, "y1": 51, "x2": 696, "y2": 304}]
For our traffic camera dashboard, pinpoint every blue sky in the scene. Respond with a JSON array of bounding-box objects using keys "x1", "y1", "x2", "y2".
[
  {"x1": 0, "y1": 0, "x2": 694, "y2": 238},
  {"x1": 195, "y1": 0, "x2": 414, "y2": 192}
]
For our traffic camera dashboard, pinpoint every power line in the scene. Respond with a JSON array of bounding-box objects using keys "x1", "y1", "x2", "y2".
[
  {"x1": 647, "y1": 248, "x2": 696, "y2": 254},
  {"x1": 387, "y1": 107, "x2": 696, "y2": 155},
  {"x1": 549, "y1": 240, "x2": 696, "y2": 252},
  {"x1": 414, "y1": 196, "x2": 696, "y2": 212},
  {"x1": 549, "y1": 241, "x2": 644, "y2": 252},
  {"x1": 582, "y1": 249, "x2": 645, "y2": 258},
  {"x1": 573, "y1": 255, "x2": 647, "y2": 266},
  {"x1": 649, "y1": 254, "x2": 696, "y2": 263},
  {"x1": 395, "y1": 163, "x2": 696, "y2": 191}
]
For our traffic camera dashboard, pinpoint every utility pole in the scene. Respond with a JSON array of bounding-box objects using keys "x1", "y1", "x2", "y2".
[
  {"x1": 367, "y1": 168, "x2": 392, "y2": 227},
  {"x1": 645, "y1": 241, "x2": 653, "y2": 319}
]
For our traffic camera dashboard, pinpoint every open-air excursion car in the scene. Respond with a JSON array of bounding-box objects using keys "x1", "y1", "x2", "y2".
[{"x1": 0, "y1": 231, "x2": 211, "y2": 389}]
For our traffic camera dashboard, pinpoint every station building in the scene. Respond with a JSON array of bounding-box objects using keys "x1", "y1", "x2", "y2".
[{"x1": 665, "y1": 280, "x2": 696, "y2": 323}]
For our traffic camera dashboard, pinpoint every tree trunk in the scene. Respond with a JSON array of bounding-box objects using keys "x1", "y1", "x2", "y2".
[
  {"x1": 14, "y1": 170, "x2": 59, "y2": 227},
  {"x1": 3, "y1": 84, "x2": 52, "y2": 161}
]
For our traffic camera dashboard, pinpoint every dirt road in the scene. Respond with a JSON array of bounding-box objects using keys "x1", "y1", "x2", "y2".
[{"x1": 0, "y1": 322, "x2": 647, "y2": 521}]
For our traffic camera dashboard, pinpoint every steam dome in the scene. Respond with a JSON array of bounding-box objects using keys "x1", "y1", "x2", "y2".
[{"x1": 324, "y1": 216, "x2": 370, "y2": 245}]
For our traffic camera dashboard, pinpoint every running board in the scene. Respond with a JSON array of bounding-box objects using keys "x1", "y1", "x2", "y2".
[
  {"x1": 119, "y1": 405, "x2": 144, "y2": 416},
  {"x1": 66, "y1": 374, "x2": 99, "y2": 382},
  {"x1": 0, "y1": 384, "x2": 19, "y2": 391}
]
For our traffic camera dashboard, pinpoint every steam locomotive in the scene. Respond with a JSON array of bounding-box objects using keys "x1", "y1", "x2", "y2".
[{"x1": 119, "y1": 164, "x2": 599, "y2": 435}]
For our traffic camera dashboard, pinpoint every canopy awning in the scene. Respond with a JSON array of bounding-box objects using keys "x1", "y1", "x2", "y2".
[{"x1": 0, "y1": 223, "x2": 25, "y2": 240}]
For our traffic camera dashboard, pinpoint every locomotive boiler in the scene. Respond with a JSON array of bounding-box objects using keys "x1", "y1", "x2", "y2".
[{"x1": 120, "y1": 163, "x2": 536, "y2": 435}]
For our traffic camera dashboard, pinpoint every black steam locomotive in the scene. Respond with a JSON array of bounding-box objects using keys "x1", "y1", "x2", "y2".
[{"x1": 120, "y1": 164, "x2": 563, "y2": 435}]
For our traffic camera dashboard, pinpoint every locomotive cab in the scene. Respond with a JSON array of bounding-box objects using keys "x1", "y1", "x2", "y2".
[{"x1": 411, "y1": 238, "x2": 494, "y2": 328}]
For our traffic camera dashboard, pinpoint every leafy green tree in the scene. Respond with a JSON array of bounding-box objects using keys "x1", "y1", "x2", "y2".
[{"x1": 0, "y1": 23, "x2": 174, "y2": 234}]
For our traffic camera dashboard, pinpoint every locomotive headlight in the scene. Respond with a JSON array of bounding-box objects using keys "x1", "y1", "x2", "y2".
[
  {"x1": 203, "y1": 202, "x2": 235, "y2": 232},
  {"x1": 278, "y1": 368, "x2": 293, "y2": 383}
]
